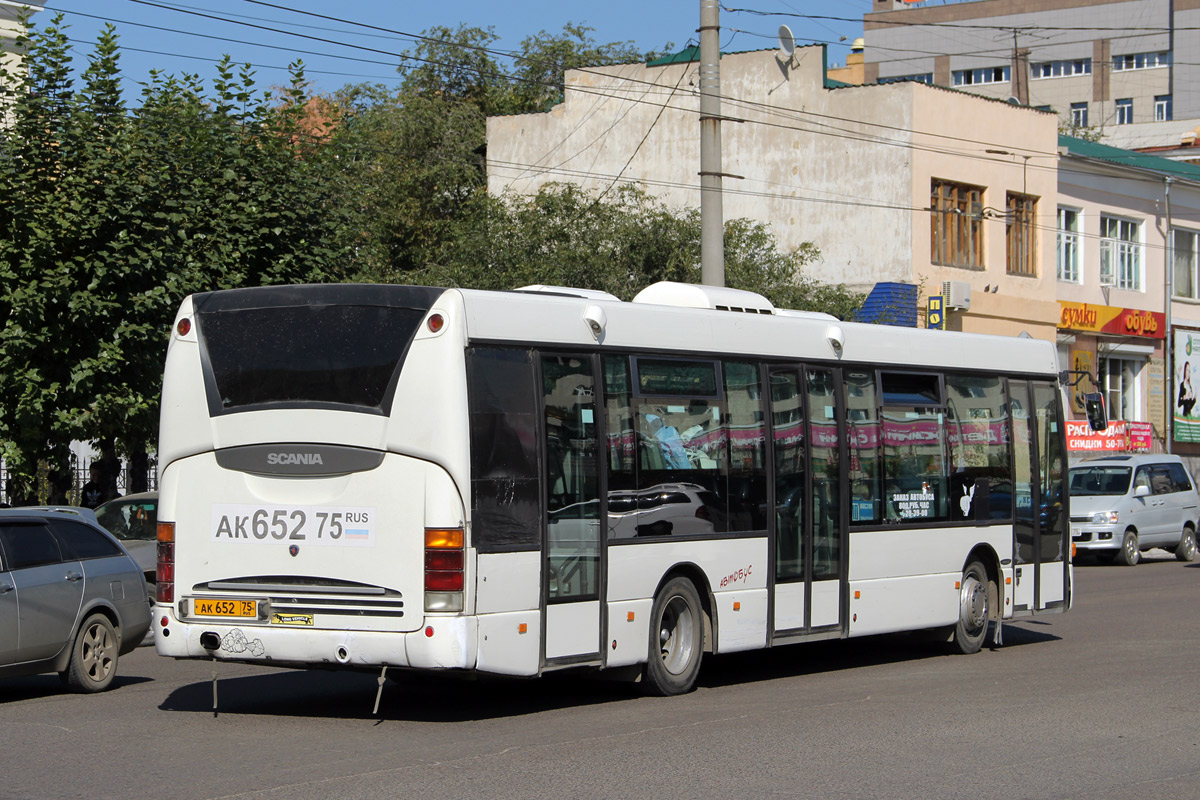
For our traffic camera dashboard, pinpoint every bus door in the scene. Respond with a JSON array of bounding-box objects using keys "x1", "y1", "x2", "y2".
[
  {"x1": 768, "y1": 366, "x2": 845, "y2": 638},
  {"x1": 1010, "y1": 379, "x2": 1068, "y2": 613},
  {"x1": 541, "y1": 353, "x2": 604, "y2": 663}
]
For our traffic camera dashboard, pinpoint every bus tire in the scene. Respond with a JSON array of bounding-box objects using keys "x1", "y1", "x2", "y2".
[
  {"x1": 950, "y1": 560, "x2": 990, "y2": 655},
  {"x1": 1117, "y1": 530, "x2": 1140, "y2": 566},
  {"x1": 62, "y1": 614, "x2": 119, "y2": 693},
  {"x1": 643, "y1": 577, "x2": 703, "y2": 696},
  {"x1": 1174, "y1": 526, "x2": 1197, "y2": 562}
]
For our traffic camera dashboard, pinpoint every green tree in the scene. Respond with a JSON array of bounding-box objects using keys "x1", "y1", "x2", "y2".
[
  {"x1": 427, "y1": 183, "x2": 863, "y2": 316},
  {"x1": 327, "y1": 23, "x2": 667, "y2": 281},
  {"x1": 0, "y1": 17, "x2": 354, "y2": 498}
]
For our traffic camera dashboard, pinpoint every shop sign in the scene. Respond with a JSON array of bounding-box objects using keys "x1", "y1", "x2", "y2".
[
  {"x1": 1174, "y1": 329, "x2": 1200, "y2": 443},
  {"x1": 1058, "y1": 302, "x2": 1165, "y2": 339},
  {"x1": 1066, "y1": 419, "x2": 1152, "y2": 452}
]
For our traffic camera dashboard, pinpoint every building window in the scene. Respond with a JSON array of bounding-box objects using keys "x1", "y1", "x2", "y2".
[
  {"x1": 1155, "y1": 95, "x2": 1172, "y2": 121},
  {"x1": 1101, "y1": 356, "x2": 1142, "y2": 422},
  {"x1": 931, "y1": 180, "x2": 984, "y2": 269},
  {"x1": 1100, "y1": 216, "x2": 1142, "y2": 291},
  {"x1": 1115, "y1": 98, "x2": 1133, "y2": 125},
  {"x1": 1032, "y1": 59, "x2": 1091, "y2": 79},
  {"x1": 878, "y1": 73, "x2": 933, "y2": 84},
  {"x1": 1112, "y1": 52, "x2": 1170, "y2": 71},
  {"x1": 1070, "y1": 102, "x2": 1088, "y2": 127},
  {"x1": 952, "y1": 66, "x2": 1010, "y2": 86},
  {"x1": 1057, "y1": 207, "x2": 1081, "y2": 283},
  {"x1": 1006, "y1": 193, "x2": 1037, "y2": 276},
  {"x1": 1174, "y1": 228, "x2": 1199, "y2": 299}
]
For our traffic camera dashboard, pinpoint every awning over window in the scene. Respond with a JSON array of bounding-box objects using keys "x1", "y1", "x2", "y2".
[{"x1": 853, "y1": 282, "x2": 918, "y2": 327}]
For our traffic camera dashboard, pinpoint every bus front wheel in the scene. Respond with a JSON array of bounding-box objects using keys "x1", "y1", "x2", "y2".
[
  {"x1": 950, "y1": 560, "x2": 991, "y2": 655},
  {"x1": 643, "y1": 577, "x2": 703, "y2": 696}
]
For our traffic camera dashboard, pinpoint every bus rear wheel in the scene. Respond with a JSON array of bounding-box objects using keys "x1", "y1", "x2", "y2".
[
  {"x1": 950, "y1": 560, "x2": 991, "y2": 655},
  {"x1": 643, "y1": 577, "x2": 703, "y2": 696}
]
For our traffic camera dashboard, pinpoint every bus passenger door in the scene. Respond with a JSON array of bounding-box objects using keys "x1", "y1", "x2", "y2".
[
  {"x1": 541, "y1": 354, "x2": 603, "y2": 663},
  {"x1": 769, "y1": 366, "x2": 845, "y2": 638},
  {"x1": 1010, "y1": 379, "x2": 1068, "y2": 613}
]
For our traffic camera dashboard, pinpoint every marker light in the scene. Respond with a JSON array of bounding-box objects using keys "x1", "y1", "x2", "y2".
[
  {"x1": 427, "y1": 313, "x2": 445, "y2": 333},
  {"x1": 176, "y1": 318, "x2": 191, "y2": 336}
]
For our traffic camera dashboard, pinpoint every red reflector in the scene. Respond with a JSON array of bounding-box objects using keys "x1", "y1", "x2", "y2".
[
  {"x1": 425, "y1": 550, "x2": 464, "y2": 571},
  {"x1": 424, "y1": 570, "x2": 463, "y2": 592},
  {"x1": 425, "y1": 626, "x2": 434, "y2": 637}
]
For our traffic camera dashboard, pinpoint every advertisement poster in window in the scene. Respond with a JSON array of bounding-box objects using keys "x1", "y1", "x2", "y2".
[{"x1": 1175, "y1": 328, "x2": 1200, "y2": 442}]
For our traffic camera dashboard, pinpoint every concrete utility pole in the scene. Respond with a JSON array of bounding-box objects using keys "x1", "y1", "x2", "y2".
[
  {"x1": 1166, "y1": 176, "x2": 1174, "y2": 453},
  {"x1": 699, "y1": 0, "x2": 724, "y2": 286}
]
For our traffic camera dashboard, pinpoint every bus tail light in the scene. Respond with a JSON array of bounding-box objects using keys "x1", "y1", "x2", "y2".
[
  {"x1": 156, "y1": 522, "x2": 175, "y2": 604},
  {"x1": 425, "y1": 527, "x2": 464, "y2": 612}
]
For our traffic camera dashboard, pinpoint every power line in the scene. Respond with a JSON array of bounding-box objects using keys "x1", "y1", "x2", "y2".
[{"x1": 30, "y1": 4, "x2": 1200, "y2": 191}]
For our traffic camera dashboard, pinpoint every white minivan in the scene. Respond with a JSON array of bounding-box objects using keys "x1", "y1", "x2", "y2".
[{"x1": 1069, "y1": 454, "x2": 1199, "y2": 565}]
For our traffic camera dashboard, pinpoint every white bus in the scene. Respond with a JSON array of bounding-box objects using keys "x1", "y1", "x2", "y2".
[{"x1": 153, "y1": 281, "x2": 1071, "y2": 696}]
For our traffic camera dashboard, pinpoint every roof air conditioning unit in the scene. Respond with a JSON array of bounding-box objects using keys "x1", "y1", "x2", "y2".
[{"x1": 941, "y1": 280, "x2": 971, "y2": 310}]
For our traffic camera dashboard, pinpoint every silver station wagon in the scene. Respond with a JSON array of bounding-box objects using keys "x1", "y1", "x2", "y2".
[
  {"x1": 1069, "y1": 454, "x2": 1200, "y2": 566},
  {"x1": 0, "y1": 507, "x2": 152, "y2": 691}
]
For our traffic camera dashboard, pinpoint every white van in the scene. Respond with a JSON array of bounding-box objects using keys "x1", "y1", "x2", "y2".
[{"x1": 1069, "y1": 454, "x2": 1199, "y2": 565}]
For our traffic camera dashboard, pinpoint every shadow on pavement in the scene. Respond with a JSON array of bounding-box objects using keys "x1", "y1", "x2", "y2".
[
  {"x1": 155, "y1": 622, "x2": 1059, "y2": 721},
  {"x1": 0, "y1": 673, "x2": 153, "y2": 704}
]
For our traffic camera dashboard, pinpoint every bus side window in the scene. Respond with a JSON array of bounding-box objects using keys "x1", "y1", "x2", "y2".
[
  {"x1": 467, "y1": 347, "x2": 541, "y2": 552},
  {"x1": 945, "y1": 373, "x2": 1012, "y2": 523}
]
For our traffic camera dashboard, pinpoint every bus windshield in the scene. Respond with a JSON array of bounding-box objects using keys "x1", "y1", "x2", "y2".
[{"x1": 193, "y1": 286, "x2": 440, "y2": 413}]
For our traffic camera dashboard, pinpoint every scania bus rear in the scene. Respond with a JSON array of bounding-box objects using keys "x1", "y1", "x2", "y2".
[{"x1": 153, "y1": 285, "x2": 476, "y2": 672}]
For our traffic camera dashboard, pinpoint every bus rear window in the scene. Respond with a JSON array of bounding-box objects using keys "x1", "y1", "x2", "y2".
[{"x1": 197, "y1": 303, "x2": 427, "y2": 412}]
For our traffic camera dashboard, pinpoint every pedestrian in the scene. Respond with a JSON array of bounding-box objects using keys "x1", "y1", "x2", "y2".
[{"x1": 80, "y1": 464, "x2": 116, "y2": 508}]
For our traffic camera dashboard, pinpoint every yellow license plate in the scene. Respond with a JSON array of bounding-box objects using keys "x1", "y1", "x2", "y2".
[{"x1": 193, "y1": 598, "x2": 257, "y2": 618}]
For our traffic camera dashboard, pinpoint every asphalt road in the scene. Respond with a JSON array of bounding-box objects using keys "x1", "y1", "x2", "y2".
[{"x1": 1, "y1": 553, "x2": 1197, "y2": 800}]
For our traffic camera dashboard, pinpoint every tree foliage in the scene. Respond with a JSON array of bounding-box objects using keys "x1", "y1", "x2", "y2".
[
  {"x1": 0, "y1": 18, "x2": 861, "y2": 499},
  {"x1": 0, "y1": 15, "x2": 350, "y2": 494},
  {"x1": 423, "y1": 183, "x2": 862, "y2": 316}
]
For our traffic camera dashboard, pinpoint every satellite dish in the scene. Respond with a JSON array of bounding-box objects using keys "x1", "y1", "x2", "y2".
[{"x1": 777, "y1": 25, "x2": 795, "y2": 61}]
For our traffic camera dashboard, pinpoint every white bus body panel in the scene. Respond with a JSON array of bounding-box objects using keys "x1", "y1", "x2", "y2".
[
  {"x1": 811, "y1": 580, "x2": 840, "y2": 629},
  {"x1": 1041, "y1": 563, "x2": 1065, "y2": 606},
  {"x1": 606, "y1": 536, "x2": 768, "y2": 654},
  {"x1": 154, "y1": 452, "x2": 469, "y2": 668},
  {"x1": 546, "y1": 602, "x2": 601, "y2": 658},
  {"x1": 475, "y1": 551, "x2": 540, "y2": 613},
  {"x1": 774, "y1": 582, "x2": 805, "y2": 631},
  {"x1": 458, "y1": 290, "x2": 1060, "y2": 379},
  {"x1": 473, "y1": 551, "x2": 542, "y2": 676},
  {"x1": 846, "y1": 526, "x2": 1013, "y2": 637}
]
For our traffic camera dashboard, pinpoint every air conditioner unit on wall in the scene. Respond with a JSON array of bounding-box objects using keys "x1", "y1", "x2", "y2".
[{"x1": 941, "y1": 280, "x2": 971, "y2": 310}]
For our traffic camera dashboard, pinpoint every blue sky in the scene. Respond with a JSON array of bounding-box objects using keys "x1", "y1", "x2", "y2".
[{"x1": 29, "y1": 1, "x2": 869, "y2": 100}]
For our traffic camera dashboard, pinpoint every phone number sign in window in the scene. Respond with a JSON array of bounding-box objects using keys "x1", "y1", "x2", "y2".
[{"x1": 211, "y1": 504, "x2": 376, "y2": 546}]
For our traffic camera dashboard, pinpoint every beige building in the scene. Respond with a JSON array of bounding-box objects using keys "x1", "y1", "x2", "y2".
[
  {"x1": 1, "y1": 1, "x2": 40, "y2": 124},
  {"x1": 1, "y1": 2, "x2": 38, "y2": 72},
  {"x1": 487, "y1": 46, "x2": 1061, "y2": 341}
]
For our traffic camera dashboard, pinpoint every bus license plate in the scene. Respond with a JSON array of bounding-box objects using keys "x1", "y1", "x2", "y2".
[{"x1": 193, "y1": 598, "x2": 258, "y2": 618}]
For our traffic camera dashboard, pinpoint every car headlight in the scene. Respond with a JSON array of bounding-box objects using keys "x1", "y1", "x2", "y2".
[{"x1": 1092, "y1": 511, "x2": 1118, "y2": 524}]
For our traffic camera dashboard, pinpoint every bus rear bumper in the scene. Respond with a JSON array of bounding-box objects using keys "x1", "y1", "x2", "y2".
[{"x1": 152, "y1": 606, "x2": 478, "y2": 671}]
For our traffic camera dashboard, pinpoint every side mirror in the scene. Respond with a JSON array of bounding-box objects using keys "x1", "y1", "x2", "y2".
[
  {"x1": 1083, "y1": 392, "x2": 1107, "y2": 432},
  {"x1": 1135, "y1": 484, "x2": 1150, "y2": 498}
]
